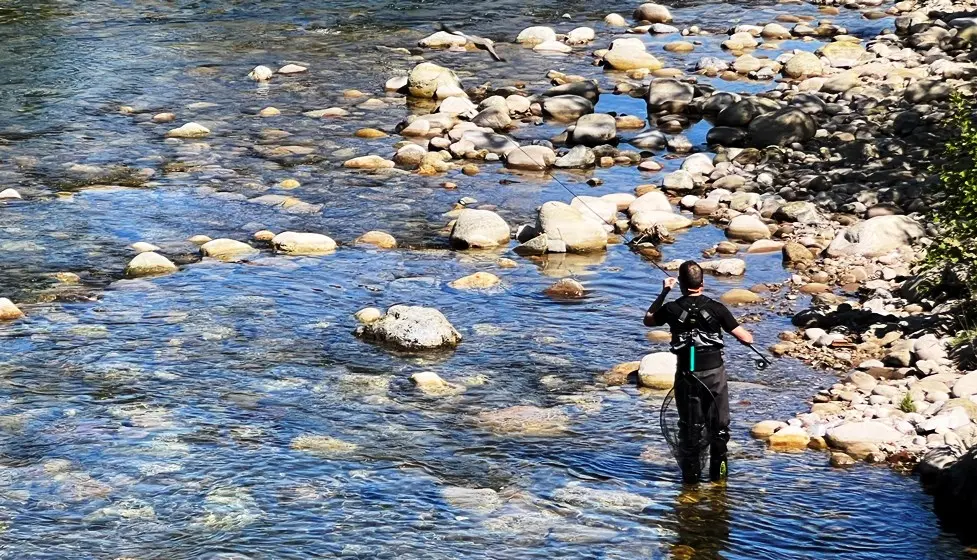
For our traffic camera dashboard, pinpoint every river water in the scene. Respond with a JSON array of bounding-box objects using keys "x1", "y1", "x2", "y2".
[{"x1": 0, "y1": 1, "x2": 970, "y2": 558}]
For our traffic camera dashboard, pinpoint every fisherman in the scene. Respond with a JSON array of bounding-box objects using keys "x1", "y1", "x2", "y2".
[{"x1": 644, "y1": 260, "x2": 754, "y2": 483}]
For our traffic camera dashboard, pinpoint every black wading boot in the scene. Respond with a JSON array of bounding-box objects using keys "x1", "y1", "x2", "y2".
[{"x1": 709, "y1": 429, "x2": 730, "y2": 482}]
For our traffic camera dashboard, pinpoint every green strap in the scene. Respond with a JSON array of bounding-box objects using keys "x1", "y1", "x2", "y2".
[{"x1": 689, "y1": 345, "x2": 695, "y2": 372}]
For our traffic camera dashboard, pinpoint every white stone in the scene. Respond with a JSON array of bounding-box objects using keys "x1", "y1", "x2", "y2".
[{"x1": 271, "y1": 232, "x2": 337, "y2": 255}]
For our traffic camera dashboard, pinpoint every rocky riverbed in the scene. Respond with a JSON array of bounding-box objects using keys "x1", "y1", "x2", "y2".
[{"x1": 1, "y1": 0, "x2": 976, "y2": 556}]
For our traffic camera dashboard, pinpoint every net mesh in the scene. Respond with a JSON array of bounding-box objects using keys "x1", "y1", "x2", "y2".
[{"x1": 659, "y1": 372, "x2": 718, "y2": 481}]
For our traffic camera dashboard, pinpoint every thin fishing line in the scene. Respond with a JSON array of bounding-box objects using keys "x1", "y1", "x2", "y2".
[{"x1": 499, "y1": 135, "x2": 674, "y2": 279}]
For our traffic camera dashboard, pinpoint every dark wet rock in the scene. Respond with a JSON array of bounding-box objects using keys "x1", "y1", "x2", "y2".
[
  {"x1": 542, "y1": 81, "x2": 600, "y2": 103},
  {"x1": 629, "y1": 130, "x2": 668, "y2": 150},
  {"x1": 646, "y1": 79, "x2": 695, "y2": 113},
  {"x1": 706, "y1": 127, "x2": 748, "y2": 147},
  {"x1": 545, "y1": 278, "x2": 586, "y2": 299},
  {"x1": 568, "y1": 114, "x2": 617, "y2": 147}
]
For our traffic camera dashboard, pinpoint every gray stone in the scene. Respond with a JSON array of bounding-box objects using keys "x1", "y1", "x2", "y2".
[
  {"x1": 355, "y1": 305, "x2": 461, "y2": 350},
  {"x1": 569, "y1": 114, "x2": 617, "y2": 146},
  {"x1": 542, "y1": 95, "x2": 594, "y2": 122},
  {"x1": 647, "y1": 79, "x2": 695, "y2": 112}
]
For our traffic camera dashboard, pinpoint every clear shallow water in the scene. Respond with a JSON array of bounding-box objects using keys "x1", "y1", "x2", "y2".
[{"x1": 0, "y1": 1, "x2": 968, "y2": 559}]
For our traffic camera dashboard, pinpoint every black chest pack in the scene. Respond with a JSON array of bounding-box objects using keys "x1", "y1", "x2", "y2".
[{"x1": 670, "y1": 297, "x2": 725, "y2": 355}]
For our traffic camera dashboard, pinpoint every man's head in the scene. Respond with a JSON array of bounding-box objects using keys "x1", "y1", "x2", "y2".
[{"x1": 678, "y1": 260, "x2": 704, "y2": 294}]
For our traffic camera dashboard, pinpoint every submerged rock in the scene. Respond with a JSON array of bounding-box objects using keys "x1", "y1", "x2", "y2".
[
  {"x1": 355, "y1": 305, "x2": 462, "y2": 351},
  {"x1": 476, "y1": 405, "x2": 570, "y2": 435},
  {"x1": 354, "y1": 231, "x2": 397, "y2": 249},
  {"x1": 124, "y1": 252, "x2": 178, "y2": 278},
  {"x1": 450, "y1": 272, "x2": 502, "y2": 290},
  {"x1": 443, "y1": 487, "x2": 504, "y2": 514},
  {"x1": 410, "y1": 371, "x2": 465, "y2": 396},
  {"x1": 545, "y1": 278, "x2": 586, "y2": 299},
  {"x1": 552, "y1": 484, "x2": 653, "y2": 512},
  {"x1": 290, "y1": 435, "x2": 359, "y2": 456},
  {"x1": 826, "y1": 215, "x2": 925, "y2": 258}
]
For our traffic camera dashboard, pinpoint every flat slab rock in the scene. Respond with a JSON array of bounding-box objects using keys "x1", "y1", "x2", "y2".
[{"x1": 825, "y1": 421, "x2": 902, "y2": 451}]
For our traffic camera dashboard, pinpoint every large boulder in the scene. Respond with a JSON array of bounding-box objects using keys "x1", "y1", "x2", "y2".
[
  {"x1": 541, "y1": 81, "x2": 600, "y2": 103},
  {"x1": 825, "y1": 421, "x2": 902, "y2": 452},
  {"x1": 748, "y1": 108, "x2": 817, "y2": 147},
  {"x1": 541, "y1": 95, "x2": 594, "y2": 122},
  {"x1": 816, "y1": 41, "x2": 867, "y2": 68},
  {"x1": 647, "y1": 79, "x2": 695, "y2": 113},
  {"x1": 124, "y1": 252, "x2": 178, "y2": 278},
  {"x1": 783, "y1": 51, "x2": 824, "y2": 78},
  {"x1": 407, "y1": 62, "x2": 462, "y2": 98},
  {"x1": 272, "y1": 232, "x2": 338, "y2": 255},
  {"x1": 774, "y1": 201, "x2": 822, "y2": 224},
  {"x1": 505, "y1": 145, "x2": 556, "y2": 171},
  {"x1": 569, "y1": 114, "x2": 617, "y2": 146},
  {"x1": 917, "y1": 445, "x2": 977, "y2": 530},
  {"x1": 472, "y1": 106, "x2": 512, "y2": 131},
  {"x1": 633, "y1": 3, "x2": 673, "y2": 23},
  {"x1": 449, "y1": 209, "x2": 511, "y2": 249},
  {"x1": 726, "y1": 215, "x2": 771, "y2": 241},
  {"x1": 826, "y1": 215, "x2": 925, "y2": 258},
  {"x1": 0, "y1": 298, "x2": 24, "y2": 321},
  {"x1": 717, "y1": 99, "x2": 764, "y2": 127},
  {"x1": 628, "y1": 191, "x2": 672, "y2": 215},
  {"x1": 570, "y1": 196, "x2": 618, "y2": 226},
  {"x1": 638, "y1": 352, "x2": 677, "y2": 389},
  {"x1": 602, "y1": 38, "x2": 664, "y2": 71},
  {"x1": 200, "y1": 239, "x2": 259, "y2": 261},
  {"x1": 536, "y1": 201, "x2": 608, "y2": 253},
  {"x1": 355, "y1": 305, "x2": 461, "y2": 351},
  {"x1": 516, "y1": 26, "x2": 557, "y2": 45}
]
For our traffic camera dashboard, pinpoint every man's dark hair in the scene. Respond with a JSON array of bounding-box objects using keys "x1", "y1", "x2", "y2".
[{"x1": 679, "y1": 260, "x2": 703, "y2": 291}]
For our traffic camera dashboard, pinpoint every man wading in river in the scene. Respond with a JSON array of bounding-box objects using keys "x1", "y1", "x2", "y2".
[{"x1": 644, "y1": 261, "x2": 754, "y2": 483}]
